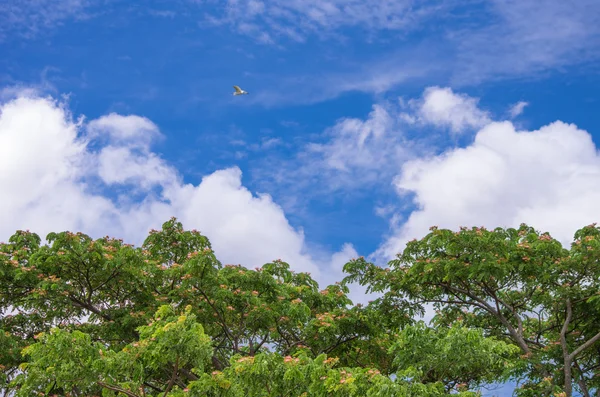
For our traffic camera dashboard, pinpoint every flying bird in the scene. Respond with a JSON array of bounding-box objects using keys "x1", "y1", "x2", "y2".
[{"x1": 232, "y1": 85, "x2": 249, "y2": 96}]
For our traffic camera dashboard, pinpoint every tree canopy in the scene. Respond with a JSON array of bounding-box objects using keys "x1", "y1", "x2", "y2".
[
  {"x1": 344, "y1": 224, "x2": 600, "y2": 396},
  {"x1": 2, "y1": 218, "x2": 599, "y2": 396}
]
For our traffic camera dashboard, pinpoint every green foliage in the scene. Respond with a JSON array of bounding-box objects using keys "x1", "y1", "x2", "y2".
[
  {"x1": 344, "y1": 224, "x2": 600, "y2": 397},
  {"x1": 0, "y1": 218, "x2": 418, "y2": 396},
  {"x1": 12, "y1": 305, "x2": 213, "y2": 396},
  {"x1": 391, "y1": 321, "x2": 520, "y2": 390},
  {"x1": 191, "y1": 351, "x2": 479, "y2": 397},
  {"x1": 9, "y1": 218, "x2": 599, "y2": 396}
]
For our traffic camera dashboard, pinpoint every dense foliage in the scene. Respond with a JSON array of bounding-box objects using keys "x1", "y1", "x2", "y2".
[
  {"x1": 345, "y1": 224, "x2": 600, "y2": 396},
  {"x1": 2, "y1": 218, "x2": 599, "y2": 396}
]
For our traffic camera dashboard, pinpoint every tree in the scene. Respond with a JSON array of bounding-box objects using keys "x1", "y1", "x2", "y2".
[
  {"x1": 390, "y1": 321, "x2": 519, "y2": 392},
  {"x1": 344, "y1": 224, "x2": 600, "y2": 396},
  {"x1": 11, "y1": 304, "x2": 485, "y2": 397},
  {"x1": 13, "y1": 305, "x2": 212, "y2": 396},
  {"x1": 1, "y1": 218, "x2": 518, "y2": 396}
]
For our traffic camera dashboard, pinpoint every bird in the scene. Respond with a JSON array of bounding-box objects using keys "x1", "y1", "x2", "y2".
[{"x1": 232, "y1": 85, "x2": 249, "y2": 96}]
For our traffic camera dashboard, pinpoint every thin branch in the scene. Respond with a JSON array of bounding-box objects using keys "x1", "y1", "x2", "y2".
[
  {"x1": 97, "y1": 381, "x2": 141, "y2": 397},
  {"x1": 163, "y1": 355, "x2": 180, "y2": 397},
  {"x1": 325, "y1": 335, "x2": 359, "y2": 354},
  {"x1": 179, "y1": 368, "x2": 199, "y2": 381},
  {"x1": 570, "y1": 330, "x2": 600, "y2": 361},
  {"x1": 255, "y1": 333, "x2": 270, "y2": 352},
  {"x1": 438, "y1": 281, "x2": 530, "y2": 353},
  {"x1": 143, "y1": 382, "x2": 163, "y2": 392},
  {"x1": 574, "y1": 359, "x2": 591, "y2": 397},
  {"x1": 199, "y1": 290, "x2": 234, "y2": 344},
  {"x1": 487, "y1": 287, "x2": 524, "y2": 337},
  {"x1": 68, "y1": 294, "x2": 113, "y2": 321}
]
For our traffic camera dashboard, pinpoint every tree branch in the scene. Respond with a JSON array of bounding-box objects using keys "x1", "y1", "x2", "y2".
[
  {"x1": 252, "y1": 332, "x2": 269, "y2": 355},
  {"x1": 569, "y1": 330, "x2": 600, "y2": 361},
  {"x1": 438, "y1": 282, "x2": 530, "y2": 353},
  {"x1": 574, "y1": 359, "x2": 591, "y2": 397},
  {"x1": 68, "y1": 294, "x2": 113, "y2": 321},
  {"x1": 560, "y1": 298, "x2": 574, "y2": 396},
  {"x1": 163, "y1": 355, "x2": 180, "y2": 397},
  {"x1": 97, "y1": 381, "x2": 141, "y2": 397},
  {"x1": 179, "y1": 368, "x2": 199, "y2": 381}
]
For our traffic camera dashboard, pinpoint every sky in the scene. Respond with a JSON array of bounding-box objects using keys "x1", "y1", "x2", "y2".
[{"x1": 1, "y1": 1, "x2": 600, "y2": 395}]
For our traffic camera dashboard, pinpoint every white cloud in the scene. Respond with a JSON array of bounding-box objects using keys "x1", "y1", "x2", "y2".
[
  {"x1": 165, "y1": 167, "x2": 318, "y2": 272},
  {"x1": 374, "y1": 205, "x2": 395, "y2": 218},
  {"x1": 248, "y1": 137, "x2": 283, "y2": 151},
  {"x1": 87, "y1": 113, "x2": 162, "y2": 148},
  {"x1": 201, "y1": 0, "x2": 600, "y2": 103},
  {"x1": 254, "y1": 103, "x2": 416, "y2": 200},
  {"x1": 309, "y1": 104, "x2": 394, "y2": 171},
  {"x1": 321, "y1": 243, "x2": 378, "y2": 304},
  {"x1": 254, "y1": 87, "x2": 494, "y2": 208},
  {"x1": 88, "y1": 114, "x2": 177, "y2": 190},
  {"x1": 0, "y1": 92, "x2": 356, "y2": 290},
  {"x1": 251, "y1": 86, "x2": 487, "y2": 204},
  {"x1": 0, "y1": 85, "x2": 43, "y2": 102},
  {"x1": 96, "y1": 146, "x2": 178, "y2": 189},
  {"x1": 509, "y1": 101, "x2": 528, "y2": 118},
  {"x1": 0, "y1": 95, "x2": 117, "y2": 237},
  {"x1": 401, "y1": 86, "x2": 491, "y2": 134},
  {"x1": 452, "y1": 0, "x2": 600, "y2": 84},
  {"x1": 0, "y1": 0, "x2": 92, "y2": 41},
  {"x1": 376, "y1": 119, "x2": 600, "y2": 260},
  {"x1": 203, "y1": 0, "x2": 448, "y2": 43},
  {"x1": 247, "y1": 56, "x2": 437, "y2": 108}
]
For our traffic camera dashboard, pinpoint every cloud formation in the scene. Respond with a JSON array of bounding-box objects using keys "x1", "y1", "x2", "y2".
[
  {"x1": 400, "y1": 86, "x2": 491, "y2": 134},
  {"x1": 508, "y1": 101, "x2": 528, "y2": 118},
  {"x1": 6, "y1": 0, "x2": 599, "y2": 108},
  {"x1": 5, "y1": 85, "x2": 599, "y2": 309},
  {"x1": 0, "y1": 92, "x2": 358, "y2": 289},
  {"x1": 250, "y1": 101, "x2": 422, "y2": 209},
  {"x1": 203, "y1": 0, "x2": 446, "y2": 43},
  {"x1": 205, "y1": 0, "x2": 600, "y2": 103},
  {"x1": 0, "y1": 0, "x2": 92, "y2": 41},
  {"x1": 451, "y1": 0, "x2": 600, "y2": 83},
  {"x1": 377, "y1": 104, "x2": 600, "y2": 260},
  {"x1": 255, "y1": 86, "x2": 492, "y2": 204},
  {"x1": 254, "y1": 84, "x2": 600, "y2": 268},
  {"x1": 309, "y1": 104, "x2": 400, "y2": 173}
]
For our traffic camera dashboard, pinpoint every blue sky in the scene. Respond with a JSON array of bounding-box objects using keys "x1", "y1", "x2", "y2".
[{"x1": 1, "y1": 1, "x2": 600, "y2": 395}]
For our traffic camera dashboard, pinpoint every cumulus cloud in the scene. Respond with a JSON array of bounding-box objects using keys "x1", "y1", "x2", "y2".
[
  {"x1": 0, "y1": 96, "x2": 113, "y2": 235},
  {"x1": 0, "y1": 92, "x2": 358, "y2": 290},
  {"x1": 376, "y1": 119, "x2": 600, "y2": 260},
  {"x1": 87, "y1": 113, "x2": 162, "y2": 148},
  {"x1": 96, "y1": 146, "x2": 178, "y2": 189},
  {"x1": 400, "y1": 86, "x2": 491, "y2": 134},
  {"x1": 252, "y1": 86, "x2": 490, "y2": 205},
  {"x1": 251, "y1": 84, "x2": 598, "y2": 268},
  {"x1": 87, "y1": 113, "x2": 177, "y2": 190},
  {"x1": 265, "y1": 87, "x2": 493, "y2": 201}
]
